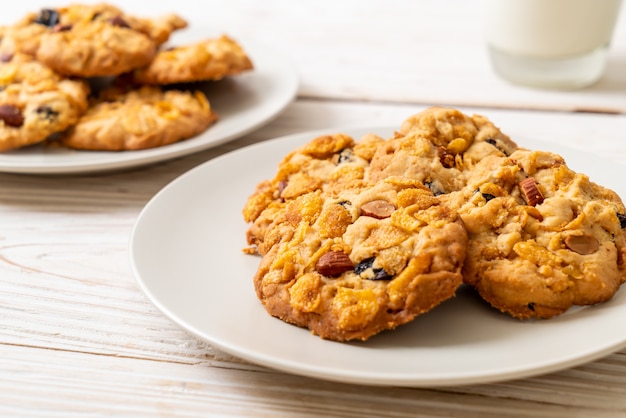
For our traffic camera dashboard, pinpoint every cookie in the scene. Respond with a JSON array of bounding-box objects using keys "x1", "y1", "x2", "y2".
[
  {"x1": 445, "y1": 149, "x2": 626, "y2": 319},
  {"x1": 369, "y1": 107, "x2": 519, "y2": 195},
  {"x1": 243, "y1": 132, "x2": 385, "y2": 256},
  {"x1": 133, "y1": 35, "x2": 254, "y2": 85},
  {"x1": 1, "y1": 4, "x2": 187, "y2": 77},
  {"x1": 253, "y1": 177, "x2": 467, "y2": 341},
  {"x1": 0, "y1": 54, "x2": 89, "y2": 151},
  {"x1": 60, "y1": 85, "x2": 217, "y2": 151}
]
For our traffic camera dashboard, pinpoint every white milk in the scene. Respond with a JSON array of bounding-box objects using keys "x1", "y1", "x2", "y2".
[
  {"x1": 482, "y1": 0, "x2": 622, "y2": 59},
  {"x1": 481, "y1": 0, "x2": 623, "y2": 88}
]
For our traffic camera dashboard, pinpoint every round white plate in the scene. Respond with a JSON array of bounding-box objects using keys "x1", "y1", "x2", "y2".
[
  {"x1": 130, "y1": 127, "x2": 626, "y2": 387},
  {"x1": 0, "y1": 42, "x2": 298, "y2": 174}
]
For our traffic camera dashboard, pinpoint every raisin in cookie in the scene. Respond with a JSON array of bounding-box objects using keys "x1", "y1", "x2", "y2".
[
  {"x1": 0, "y1": 54, "x2": 89, "y2": 151},
  {"x1": 243, "y1": 132, "x2": 385, "y2": 256},
  {"x1": 60, "y1": 85, "x2": 217, "y2": 151},
  {"x1": 253, "y1": 177, "x2": 467, "y2": 341},
  {"x1": 369, "y1": 107, "x2": 518, "y2": 195},
  {"x1": 133, "y1": 35, "x2": 254, "y2": 85},
  {"x1": 444, "y1": 149, "x2": 626, "y2": 319}
]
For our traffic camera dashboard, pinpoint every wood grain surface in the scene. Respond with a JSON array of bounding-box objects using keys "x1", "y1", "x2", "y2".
[{"x1": 1, "y1": 0, "x2": 626, "y2": 416}]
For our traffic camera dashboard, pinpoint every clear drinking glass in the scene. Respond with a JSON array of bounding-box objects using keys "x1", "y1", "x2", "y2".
[{"x1": 482, "y1": 0, "x2": 623, "y2": 89}]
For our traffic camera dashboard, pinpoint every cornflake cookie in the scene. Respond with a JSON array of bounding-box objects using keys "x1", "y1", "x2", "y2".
[
  {"x1": 0, "y1": 54, "x2": 89, "y2": 151},
  {"x1": 253, "y1": 178, "x2": 467, "y2": 341},
  {"x1": 243, "y1": 132, "x2": 385, "y2": 256},
  {"x1": 445, "y1": 149, "x2": 626, "y2": 319},
  {"x1": 2, "y1": 3, "x2": 187, "y2": 77},
  {"x1": 60, "y1": 85, "x2": 217, "y2": 151},
  {"x1": 133, "y1": 35, "x2": 254, "y2": 85},
  {"x1": 369, "y1": 107, "x2": 519, "y2": 195}
]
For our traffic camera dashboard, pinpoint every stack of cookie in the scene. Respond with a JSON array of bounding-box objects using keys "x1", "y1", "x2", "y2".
[
  {"x1": 0, "y1": 3, "x2": 253, "y2": 152},
  {"x1": 242, "y1": 107, "x2": 626, "y2": 341}
]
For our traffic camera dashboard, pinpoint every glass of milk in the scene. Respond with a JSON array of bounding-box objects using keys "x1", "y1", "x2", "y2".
[{"x1": 482, "y1": 0, "x2": 623, "y2": 89}]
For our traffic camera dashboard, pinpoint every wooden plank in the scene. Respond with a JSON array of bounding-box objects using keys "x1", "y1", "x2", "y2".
[{"x1": 0, "y1": 344, "x2": 624, "y2": 417}]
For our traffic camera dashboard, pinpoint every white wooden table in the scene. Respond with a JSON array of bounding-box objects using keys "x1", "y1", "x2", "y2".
[{"x1": 2, "y1": 1, "x2": 626, "y2": 416}]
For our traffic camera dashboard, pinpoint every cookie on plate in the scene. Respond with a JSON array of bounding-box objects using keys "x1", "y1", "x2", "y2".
[
  {"x1": 243, "y1": 132, "x2": 386, "y2": 256},
  {"x1": 445, "y1": 148, "x2": 626, "y2": 319},
  {"x1": 133, "y1": 35, "x2": 254, "y2": 85},
  {"x1": 369, "y1": 107, "x2": 519, "y2": 195},
  {"x1": 253, "y1": 177, "x2": 467, "y2": 341},
  {"x1": 0, "y1": 4, "x2": 187, "y2": 77},
  {"x1": 60, "y1": 85, "x2": 217, "y2": 151},
  {"x1": 0, "y1": 54, "x2": 89, "y2": 152}
]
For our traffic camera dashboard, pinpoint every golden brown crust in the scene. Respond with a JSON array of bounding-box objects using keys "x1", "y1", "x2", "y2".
[
  {"x1": 243, "y1": 133, "x2": 385, "y2": 255},
  {"x1": 0, "y1": 54, "x2": 89, "y2": 151},
  {"x1": 369, "y1": 107, "x2": 519, "y2": 195},
  {"x1": 243, "y1": 123, "x2": 469, "y2": 341},
  {"x1": 447, "y1": 149, "x2": 626, "y2": 319},
  {"x1": 61, "y1": 86, "x2": 217, "y2": 151},
  {"x1": 2, "y1": 4, "x2": 187, "y2": 77},
  {"x1": 133, "y1": 35, "x2": 254, "y2": 85},
  {"x1": 36, "y1": 21, "x2": 157, "y2": 77},
  {"x1": 125, "y1": 13, "x2": 187, "y2": 45},
  {"x1": 254, "y1": 178, "x2": 467, "y2": 341}
]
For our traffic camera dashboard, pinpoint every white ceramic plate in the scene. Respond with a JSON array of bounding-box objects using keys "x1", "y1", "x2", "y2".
[
  {"x1": 0, "y1": 42, "x2": 298, "y2": 174},
  {"x1": 130, "y1": 127, "x2": 626, "y2": 387}
]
